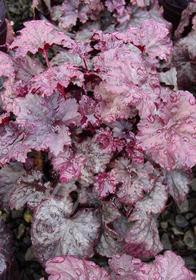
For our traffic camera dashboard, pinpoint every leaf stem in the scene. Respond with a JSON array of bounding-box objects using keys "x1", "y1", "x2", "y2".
[{"x1": 43, "y1": 48, "x2": 50, "y2": 68}]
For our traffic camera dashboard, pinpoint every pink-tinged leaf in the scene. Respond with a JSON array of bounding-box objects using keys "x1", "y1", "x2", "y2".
[
  {"x1": 0, "y1": 122, "x2": 32, "y2": 166},
  {"x1": 95, "y1": 127, "x2": 124, "y2": 153},
  {"x1": 151, "y1": 250, "x2": 195, "y2": 280},
  {"x1": 171, "y1": 30, "x2": 196, "y2": 88},
  {"x1": 137, "y1": 90, "x2": 196, "y2": 171},
  {"x1": 91, "y1": 31, "x2": 125, "y2": 51},
  {"x1": 164, "y1": 169, "x2": 193, "y2": 205},
  {"x1": 109, "y1": 251, "x2": 195, "y2": 280},
  {"x1": 9, "y1": 20, "x2": 75, "y2": 56},
  {"x1": 31, "y1": 198, "x2": 101, "y2": 265},
  {"x1": 134, "y1": 182, "x2": 168, "y2": 215},
  {"x1": 94, "y1": 171, "x2": 117, "y2": 199},
  {"x1": 112, "y1": 158, "x2": 155, "y2": 205},
  {"x1": 0, "y1": 51, "x2": 15, "y2": 78},
  {"x1": 124, "y1": 209, "x2": 163, "y2": 258},
  {"x1": 9, "y1": 170, "x2": 52, "y2": 211},
  {"x1": 29, "y1": 62, "x2": 84, "y2": 96},
  {"x1": 13, "y1": 93, "x2": 81, "y2": 156},
  {"x1": 109, "y1": 254, "x2": 152, "y2": 280},
  {"x1": 79, "y1": 95, "x2": 101, "y2": 129},
  {"x1": 0, "y1": 162, "x2": 25, "y2": 211},
  {"x1": 125, "y1": 19, "x2": 172, "y2": 61},
  {"x1": 94, "y1": 47, "x2": 147, "y2": 90},
  {"x1": 45, "y1": 255, "x2": 112, "y2": 280},
  {"x1": 51, "y1": 147, "x2": 86, "y2": 183}
]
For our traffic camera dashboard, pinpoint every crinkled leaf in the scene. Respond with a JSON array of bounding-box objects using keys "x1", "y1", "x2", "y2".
[
  {"x1": 95, "y1": 127, "x2": 124, "y2": 153},
  {"x1": 45, "y1": 255, "x2": 112, "y2": 280},
  {"x1": 109, "y1": 251, "x2": 195, "y2": 280},
  {"x1": 164, "y1": 169, "x2": 193, "y2": 205},
  {"x1": 0, "y1": 122, "x2": 32, "y2": 166},
  {"x1": 124, "y1": 209, "x2": 163, "y2": 258},
  {"x1": 94, "y1": 172, "x2": 117, "y2": 199},
  {"x1": 77, "y1": 138, "x2": 111, "y2": 179},
  {"x1": 9, "y1": 170, "x2": 52, "y2": 210},
  {"x1": 137, "y1": 90, "x2": 196, "y2": 171},
  {"x1": 0, "y1": 162, "x2": 25, "y2": 211},
  {"x1": 126, "y1": 19, "x2": 172, "y2": 61},
  {"x1": 10, "y1": 20, "x2": 75, "y2": 56},
  {"x1": 51, "y1": 147, "x2": 86, "y2": 182},
  {"x1": 31, "y1": 198, "x2": 101, "y2": 264},
  {"x1": 151, "y1": 250, "x2": 195, "y2": 280},
  {"x1": 79, "y1": 95, "x2": 101, "y2": 129},
  {"x1": 109, "y1": 254, "x2": 152, "y2": 280},
  {"x1": 29, "y1": 62, "x2": 84, "y2": 96}
]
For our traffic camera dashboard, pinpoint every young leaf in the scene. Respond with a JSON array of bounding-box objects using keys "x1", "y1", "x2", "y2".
[{"x1": 45, "y1": 255, "x2": 112, "y2": 280}]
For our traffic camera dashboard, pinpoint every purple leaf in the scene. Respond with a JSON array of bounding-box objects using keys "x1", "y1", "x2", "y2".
[
  {"x1": 124, "y1": 209, "x2": 163, "y2": 258},
  {"x1": 171, "y1": 30, "x2": 196, "y2": 88},
  {"x1": 112, "y1": 157, "x2": 155, "y2": 205},
  {"x1": 45, "y1": 255, "x2": 112, "y2": 280},
  {"x1": 0, "y1": 122, "x2": 32, "y2": 166},
  {"x1": 164, "y1": 169, "x2": 193, "y2": 204},
  {"x1": 31, "y1": 198, "x2": 101, "y2": 265},
  {"x1": 9, "y1": 170, "x2": 53, "y2": 210},
  {"x1": 0, "y1": 218, "x2": 14, "y2": 277},
  {"x1": 13, "y1": 93, "x2": 81, "y2": 156},
  {"x1": 95, "y1": 226, "x2": 125, "y2": 258},
  {"x1": 0, "y1": 162, "x2": 25, "y2": 211}
]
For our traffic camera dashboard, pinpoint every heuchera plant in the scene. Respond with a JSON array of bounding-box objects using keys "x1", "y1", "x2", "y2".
[{"x1": 0, "y1": 0, "x2": 196, "y2": 279}]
